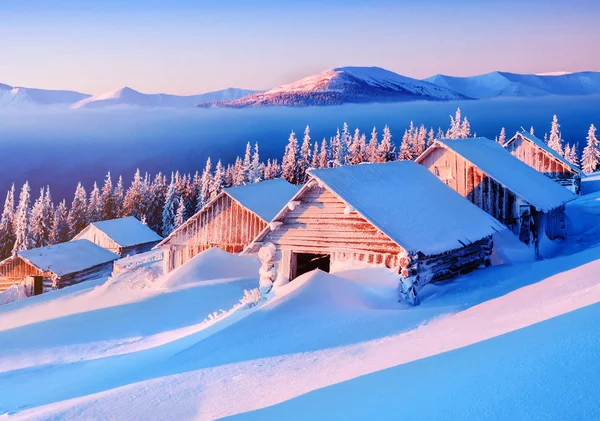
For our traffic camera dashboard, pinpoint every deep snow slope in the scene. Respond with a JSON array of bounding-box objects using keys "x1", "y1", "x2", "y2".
[
  {"x1": 425, "y1": 71, "x2": 600, "y2": 99},
  {"x1": 71, "y1": 86, "x2": 257, "y2": 109},
  {"x1": 200, "y1": 66, "x2": 467, "y2": 107},
  {"x1": 0, "y1": 83, "x2": 90, "y2": 108}
]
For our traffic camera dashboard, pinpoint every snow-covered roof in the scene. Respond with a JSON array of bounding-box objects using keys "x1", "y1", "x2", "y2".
[
  {"x1": 431, "y1": 138, "x2": 577, "y2": 211},
  {"x1": 18, "y1": 239, "x2": 119, "y2": 276},
  {"x1": 306, "y1": 161, "x2": 504, "y2": 255},
  {"x1": 224, "y1": 178, "x2": 301, "y2": 222},
  {"x1": 507, "y1": 131, "x2": 582, "y2": 175},
  {"x1": 83, "y1": 216, "x2": 162, "y2": 248}
]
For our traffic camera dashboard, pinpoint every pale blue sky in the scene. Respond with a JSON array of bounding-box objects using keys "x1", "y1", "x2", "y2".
[{"x1": 1, "y1": 0, "x2": 598, "y2": 95}]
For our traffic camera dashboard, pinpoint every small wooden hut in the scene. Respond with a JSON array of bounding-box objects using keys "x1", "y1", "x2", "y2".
[
  {"x1": 157, "y1": 179, "x2": 300, "y2": 274},
  {"x1": 416, "y1": 137, "x2": 577, "y2": 258},
  {"x1": 504, "y1": 130, "x2": 583, "y2": 194},
  {"x1": 0, "y1": 239, "x2": 119, "y2": 293},
  {"x1": 73, "y1": 216, "x2": 162, "y2": 257},
  {"x1": 245, "y1": 161, "x2": 504, "y2": 303}
]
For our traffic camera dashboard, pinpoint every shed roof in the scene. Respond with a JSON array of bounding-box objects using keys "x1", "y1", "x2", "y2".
[
  {"x1": 224, "y1": 178, "x2": 300, "y2": 222},
  {"x1": 18, "y1": 239, "x2": 119, "y2": 276},
  {"x1": 83, "y1": 216, "x2": 162, "y2": 248},
  {"x1": 507, "y1": 130, "x2": 582, "y2": 175},
  {"x1": 430, "y1": 137, "x2": 577, "y2": 211},
  {"x1": 305, "y1": 161, "x2": 504, "y2": 255}
]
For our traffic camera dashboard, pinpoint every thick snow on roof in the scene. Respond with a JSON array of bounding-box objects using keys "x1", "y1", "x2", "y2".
[
  {"x1": 225, "y1": 179, "x2": 300, "y2": 222},
  {"x1": 18, "y1": 239, "x2": 118, "y2": 276},
  {"x1": 512, "y1": 131, "x2": 582, "y2": 174},
  {"x1": 309, "y1": 161, "x2": 504, "y2": 255},
  {"x1": 435, "y1": 138, "x2": 577, "y2": 211},
  {"x1": 89, "y1": 217, "x2": 162, "y2": 247}
]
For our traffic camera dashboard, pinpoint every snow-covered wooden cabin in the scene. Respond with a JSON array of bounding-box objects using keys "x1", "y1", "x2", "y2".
[
  {"x1": 0, "y1": 239, "x2": 118, "y2": 293},
  {"x1": 157, "y1": 179, "x2": 300, "y2": 274},
  {"x1": 416, "y1": 137, "x2": 577, "y2": 258},
  {"x1": 504, "y1": 130, "x2": 583, "y2": 194},
  {"x1": 73, "y1": 216, "x2": 162, "y2": 257},
  {"x1": 245, "y1": 161, "x2": 504, "y2": 302}
]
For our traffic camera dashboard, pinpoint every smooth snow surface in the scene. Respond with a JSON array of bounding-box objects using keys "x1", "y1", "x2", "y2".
[
  {"x1": 432, "y1": 137, "x2": 577, "y2": 211},
  {"x1": 425, "y1": 71, "x2": 600, "y2": 99},
  {"x1": 581, "y1": 171, "x2": 600, "y2": 195},
  {"x1": 78, "y1": 216, "x2": 162, "y2": 247},
  {"x1": 309, "y1": 161, "x2": 505, "y2": 255},
  {"x1": 509, "y1": 130, "x2": 582, "y2": 175},
  {"x1": 18, "y1": 239, "x2": 119, "y2": 276},
  {"x1": 224, "y1": 179, "x2": 301, "y2": 222},
  {"x1": 71, "y1": 87, "x2": 257, "y2": 109}
]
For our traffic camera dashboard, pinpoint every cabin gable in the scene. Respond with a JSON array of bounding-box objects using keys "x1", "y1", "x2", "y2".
[{"x1": 75, "y1": 225, "x2": 121, "y2": 254}]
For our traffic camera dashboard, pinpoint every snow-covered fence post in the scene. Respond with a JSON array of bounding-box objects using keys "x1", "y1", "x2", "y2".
[{"x1": 258, "y1": 242, "x2": 277, "y2": 294}]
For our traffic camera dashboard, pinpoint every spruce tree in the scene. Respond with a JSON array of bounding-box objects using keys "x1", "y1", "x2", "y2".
[
  {"x1": 318, "y1": 138, "x2": 329, "y2": 168},
  {"x1": 100, "y1": 172, "x2": 117, "y2": 220},
  {"x1": 121, "y1": 169, "x2": 146, "y2": 219},
  {"x1": 547, "y1": 115, "x2": 564, "y2": 156},
  {"x1": 582, "y1": 124, "x2": 600, "y2": 173},
  {"x1": 311, "y1": 141, "x2": 320, "y2": 169},
  {"x1": 29, "y1": 188, "x2": 48, "y2": 248},
  {"x1": 50, "y1": 199, "x2": 70, "y2": 244},
  {"x1": 298, "y1": 126, "x2": 312, "y2": 183},
  {"x1": 242, "y1": 142, "x2": 252, "y2": 183},
  {"x1": 398, "y1": 131, "x2": 413, "y2": 161},
  {"x1": 162, "y1": 181, "x2": 177, "y2": 237},
  {"x1": 210, "y1": 160, "x2": 225, "y2": 199},
  {"x1": 114, "y1": 176, "x2": 125, "y2": 215},
  {"x1": 497, "y1": 127, "x2": 507, "y2": 146},
  {"x1": 0, "y1": 185, "x2": 16, "y2": 259},
  {"x1": 282, "y1": 130, "x2": 300, "y2": 183},
  {"x1": 88, "y1": 182, "x2": 101, "y2": 222},
  {"x1": 197, "y1": 157, "x2": 212, "y2": 211},
  {"x1": 249, "y1": 142, "x2": 262, "y2": 183},
  {"x1": 378, "y1": 125, "x2": 395, "y2": 162},
  {"x1": 12, "y1": 182, "x2": 32, "y2": 255},
  {"x1": 68, "y1": 182, "x2": 88, "y2": 238},
  {"x1": 147, "y1": 173, "x2": 167, "y2": 234}
]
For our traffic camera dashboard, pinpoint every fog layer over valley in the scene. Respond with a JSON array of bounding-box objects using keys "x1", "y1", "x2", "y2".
[{"x1": 1, "y1": 95, "x2": 599, "y2": 200}]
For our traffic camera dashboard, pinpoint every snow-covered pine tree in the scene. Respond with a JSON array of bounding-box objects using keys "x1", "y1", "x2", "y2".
[
  {"x1": 28, "y1": 188, "x2": 48, "y2": 249},
  {"x1": 497, "y1": 127, "x2": 507, "y2": 146},
  {"x1": 342, "y1": 122, "x2": 352, "y2": 149},
  {"x1": 146, "y1": 172, "x2": 167, "y2": 235},
  {"x1": 197, "y1": 157, "x2": 212, "y2": 211},
  {"x1": 231, "y1": 157, "x2": 243, "y2": 186},
  {"x1": 547, "y1": 115, "x2": 564, "y2": 156},
  {"x1": 175, "y1": 198, "x2": 186, "y2": 228},
  {"x1": 189, "y1": 171, "x2": 201, "y2": 214},
  {"x1": 114, "y1": 176, "x2": 125, "y2": 215},
  {"x1": 569, "y1": 143, "x2": 580, "y2": 167},
  {"x1": 50, "y1": 199, "x2": 70, "y2": 244},
  {"x1": 298, "y1": 126, "x2": 312, "y2": 183},
  {"x1": 530, "y1": 126, "x2": 535, "y2": 135},
  {"x1": 67, "y1": 182, "x2": 88, "y2": 239},
  {"x1": 42, "y1": 186, "x2": 54, "y2": 246},
  {"x1": 249, "y1": 142, "x2": 262, "y2": 183},
  {"x1": 366, "y1": 127, "x2": 379, "y2": 163},
  {"x1": 581, "y1": 124, "x2": 600, "y2": 173},
  {"x1": 311, "y1": 141, "x2": 320, "y2": 169},
  {"x1": 12, "y1": 182, "x2": 32, "y2": 255},
  {"x1": 242, "y1": 142, "x2": 252, "y2": 184},
  {"x1": 349, "y1": 128, "x2": 364, "y2": 165},
  {"x1": 377, "y1": 125, "x2": 395, "y2": 162},
  {"x1": 318, "y1": 138, "x2": 329, "y2": 168},
  {"x1": 210, "y1": 160, "x2": 225, "y2": 198},
  {"x1": 411, "y1": 125, "x2": 427, "y2": 158},
  {"x1": 0, "y1": 185, "x2": 16, "y2": 259},
  {"x1": 224, "y1": 164, "x2": 234, "y2": 188},
  {"x1": 461, "y1": 117, "x2": 471, "y2": 138},
  {"x1": 331, "y1": 128, "x2": 346, "y2": 167},
  {"x1": 427, "y1": 128, "x2": 435, "y2": 148},
  {"x1": 398, "y1": 131, "x2": 413, "y2": 161},
  {"x1": 446, "y1": 108, "x2": 462, "y2": 139},
  {"x1": 162, "y1": 180, "x2": 177, "y2": 237},
  {"x1": 121, "y1": 169, "x2": 146, "y2": 220},
  {"x1": 88, "y1": 182, "x2": 101, "y2": 223},
  {"x1": 99, "y1": 172, "x2": 118, "y2": 220},
  {"x1": 437, "y1": 127, "x2": 445, "y2": 139},
  {"x1": 282, "y1": 130, "x2": 300, "y2": 183}
]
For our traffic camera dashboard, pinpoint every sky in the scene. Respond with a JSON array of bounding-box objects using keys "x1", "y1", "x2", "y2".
[{"x1": 1, "y1": 0, "x2": 599, "y2": 95}]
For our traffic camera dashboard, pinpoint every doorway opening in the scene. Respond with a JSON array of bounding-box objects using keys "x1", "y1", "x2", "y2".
[{"x1": 291, "y1": 252, "x2": 330, "y2": 280}]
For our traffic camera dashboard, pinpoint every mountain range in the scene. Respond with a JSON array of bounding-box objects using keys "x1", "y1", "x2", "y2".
[{"x1": 2, "y1": 67, "x2": 600, "y2": 110}]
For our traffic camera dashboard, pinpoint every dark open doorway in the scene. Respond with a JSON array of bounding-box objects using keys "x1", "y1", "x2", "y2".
[{"x1": 291, "y1": 252, "x2": 330, "y2": 280}]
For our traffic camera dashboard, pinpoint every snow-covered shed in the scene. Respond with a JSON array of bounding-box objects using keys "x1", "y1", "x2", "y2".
[
  {"x1": 245, "y1": 161, "x2": 504, "y2": 303},
  {"x1": 157, "y1": 179, "x2": 300, "y2": 274},
  {"x1": 73, "y1": 216, "x2": 162, "y2": 257},
  {"x1": 416, "y1": 137, "x2": 577, "y2": 258},
  {"x1": 0, "y1": 239, "x2": 118, "y2": 293},
  {"x1": 504, "y1": 130, "x2": 583, "y2": 194}
]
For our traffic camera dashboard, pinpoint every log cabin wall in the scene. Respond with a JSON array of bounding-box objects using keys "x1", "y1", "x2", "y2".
[
  {"x1": 47, "y1": 261, "x2": 115, "y2": 292},
  {"x1": 0, "y1": 257, "x2": 44, "y2": 292},
  {"x1": 120, "y1": 242, "x2": 161, "y2": 258},
  {"x1": 259, "y1": 182, "x2": 405, "y2": 282},
  {"x1": 162, "y1": 193, "x2": 267, "y2": 273},
  {"x1": 76, "y1": 227, "x2": 121, "y2": 255},
  {"x1": 505, "y1": 135, "x2": 580, "y2": 194}
]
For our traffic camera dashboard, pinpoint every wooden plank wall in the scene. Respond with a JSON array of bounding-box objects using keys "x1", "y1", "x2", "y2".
[
  {"x1": 76, "y1": 226, "x2": 121, "y2": 254},
  {"x1": 120, "y1": 241, "x2": 161, "y2": 258},
  {"x1": 261, "y1": 182, "x2": 405, "y2": 282},
  {"x1": 162, "y1": 194, "x2": 267, "y2": 272},
  {"x1": 0, "y1": 257, "x2": 44, "y2": 292},
  {"x1": 49, "y1": 261, "x2": 115, "y2": 291}
]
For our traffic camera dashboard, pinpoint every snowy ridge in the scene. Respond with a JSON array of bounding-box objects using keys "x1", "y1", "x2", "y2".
[
  {"x1": 199, "y1": 66, "x2": 468, "y2": 108},
  {"x1": 425, "y1": 71, "x2": 600, "y2": 99},
  {"x1": 0, "y1": 83, "x2": 90, "y2": 108},
  {"x1": 71, "y1": 86, "x2": 258, "y2": 109}
]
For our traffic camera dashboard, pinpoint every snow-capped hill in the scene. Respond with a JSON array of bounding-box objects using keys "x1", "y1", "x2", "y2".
[
  {"x1": 425, "y1": 71, "x2": 600, "y2": 99},
  {"x1": 199, "y1": 66, "x2": 467, "y2": 108},
  {"x1": 0, "y1": 83, "x2": 90, "y2": 108},
  {"x1": 71, "y1": 86, "x2": 259, "y2": 109}
]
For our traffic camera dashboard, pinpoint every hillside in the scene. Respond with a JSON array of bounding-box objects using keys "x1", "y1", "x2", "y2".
[
  {"x1": 71, "y1": 87, "x2": 258, "y2": 109},
  {"x1": 425, "y1": 71, "x2": 600, "y2": 99},
  {"x1": 199, "y1": 66, "x2": 467, "y2": 107},
  {"x1": 0, "y1": 83, "x2": 90, "y2": 108},
  {"x1": 1, "y1": 193, "x2": 600, "y2": 420}
]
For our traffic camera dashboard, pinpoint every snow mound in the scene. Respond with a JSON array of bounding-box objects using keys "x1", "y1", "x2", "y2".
[
  {"x1": 161, "y1": 247, "x2": 260, "y2": 288},
  {"x1": 0, "y1": 283, "x2": 28, "y2": 306}
]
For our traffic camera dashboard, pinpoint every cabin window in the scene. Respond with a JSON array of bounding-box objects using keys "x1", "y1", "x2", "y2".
[
  {"x1": 434, "y1": 165, "x2": 454, "y2": 183},
  {"x1": 291, "y1": 252, "x2": 330, "y2": 280}
]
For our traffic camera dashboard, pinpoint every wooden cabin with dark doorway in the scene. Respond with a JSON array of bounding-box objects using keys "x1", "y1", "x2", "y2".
[
  {"x1": 157, "y1": 179, "x2": 300, "y2": 274},
  {"x1": 417, "y1": 137, "x2": 577, "y2": 258},
  {"x1": 0, "y1": 239, "x2": 118, "y2": 293},
  {"x1": 245, "y1": 161, "x2": 504, "y2": 303},
  {"x1": 504, "y1": 130, "x2": 583, "y2": 194}
]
